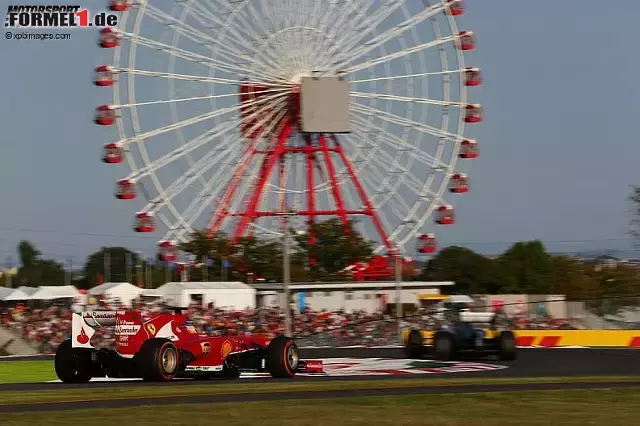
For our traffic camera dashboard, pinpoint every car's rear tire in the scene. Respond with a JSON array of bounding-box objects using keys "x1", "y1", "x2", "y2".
[
  {"x1": 267, "y1": 335, "x2": 299, "y2": 378},
  {"x1": 136, "y1": 338, "x2": 180, "y2": 381},
  {"x1": 405, "y1": 329, "x2": 424, "y2": 359},
  {"x1": 54, "y1": 339, "x2": 92, "y2": 383},
  {"x1": 433, "y1": 331, "x2": 456, "y2": 361},
  {"x1": 498, "y1": 331, "x2": 517, "y2": 361}
]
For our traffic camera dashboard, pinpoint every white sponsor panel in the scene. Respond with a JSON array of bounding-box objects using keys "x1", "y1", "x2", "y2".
[{"x1": 115, "y1": 325, "x2": 141, "y2": 335}]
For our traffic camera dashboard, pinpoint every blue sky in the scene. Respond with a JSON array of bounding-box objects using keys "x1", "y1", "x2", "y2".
[{"x1": 1, "y1": 0, "x2": 639, "y2": 267}]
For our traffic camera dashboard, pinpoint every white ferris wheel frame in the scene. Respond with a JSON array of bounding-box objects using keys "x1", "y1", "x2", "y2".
[{"x1": 102, "y1": 0, "x2": 478, "y2": 256}]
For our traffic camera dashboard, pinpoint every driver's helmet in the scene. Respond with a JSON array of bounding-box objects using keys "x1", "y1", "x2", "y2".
[{"x1": 183, "y1": 321, "x2": 197, "y2": 334}]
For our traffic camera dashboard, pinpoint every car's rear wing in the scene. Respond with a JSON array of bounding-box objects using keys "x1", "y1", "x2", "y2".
[
  {"x1": 71, "y1": 311, "x2": 141, "y2": 349},
  {"x1": 460, "y1": 311, "x2": 496, "y2": 324}
]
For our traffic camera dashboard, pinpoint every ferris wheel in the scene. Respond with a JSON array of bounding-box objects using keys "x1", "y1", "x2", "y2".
[{"x1": 94, "y1": 0, "x2": 482, "y2": 262}]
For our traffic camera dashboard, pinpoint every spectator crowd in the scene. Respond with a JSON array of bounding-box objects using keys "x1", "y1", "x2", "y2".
[{"x1": 0, "y1": 297, "x2": 579, "y2": 354}]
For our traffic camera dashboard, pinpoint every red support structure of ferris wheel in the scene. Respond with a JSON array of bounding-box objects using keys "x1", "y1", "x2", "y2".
[{"x1": 206, "y1": 85, "x2": 394, "y2": 253}]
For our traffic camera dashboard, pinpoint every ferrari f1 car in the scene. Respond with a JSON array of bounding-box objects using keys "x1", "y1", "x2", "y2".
[
  {"x1": 54, "y1": 309, "x2": 323, "y2": 383},
  {"x1": 403, "y1": 307, "x2": 517, "y2": 361}
]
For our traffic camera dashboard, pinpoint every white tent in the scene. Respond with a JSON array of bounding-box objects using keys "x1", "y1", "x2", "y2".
[
  {"x1": 28, "y1": 285, "x2": 81, "y2": 301},
  {"x1": 0, "y1": 286, "x2": 13, "y2": 301},
  {"x1": 88, "y1": 282, "x2": 143, "y2": 307},
  {"x1": 154, "y1": 282, "x2": 256, "y2": 310},
  {"x1": 3, "y1": 286, "x2": 38, "y2": 301}
]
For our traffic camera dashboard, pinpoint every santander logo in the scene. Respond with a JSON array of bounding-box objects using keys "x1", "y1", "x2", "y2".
[{"x1": 77, "y1": 328, "x2": 89, "y2": 344}]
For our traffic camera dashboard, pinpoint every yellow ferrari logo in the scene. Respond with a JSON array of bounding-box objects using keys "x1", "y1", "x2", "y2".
[
  {"x1": 221, "y1": 341, "x2": 233, "y2": 358},
  {"x1": 146, "y1": 324, "x2": 156, "y2": 336},
  {"x1": 201, "y1": 342, "x2": 211, "y2": 355}
]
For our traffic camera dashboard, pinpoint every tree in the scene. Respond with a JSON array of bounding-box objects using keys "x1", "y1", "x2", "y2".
[
  {"x1": 582, "y1": 263, "x2": 640, "y2": 318},
  {"x1": 14, "y1": 241, "x2": 66, "y2": 286},
  {"x1": 551, "y1": 255, "x2": 597, "y2": 299},
  {"x1": 179, "y1": 231, "x2": 234, "y2": 282},
  {"x1": 498, "y1": 240, "x2": 555, "y2": 294},
  {"x1": 421, "y1": 246, "x2": 512, "y2": 294},
  {"x1": 18, "y1": 240, "x2": 40, "y2": 268},
  {"x1": 83, "y1": 247, "x2": 141, "y2": 287},
  {"x1": 292, "y1": 219, "x2": 374, "y2": 281}
]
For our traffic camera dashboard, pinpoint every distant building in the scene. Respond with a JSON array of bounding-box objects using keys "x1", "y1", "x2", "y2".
[{"x1": 252, "y1": 281, "x2": 454, "y2": 314}]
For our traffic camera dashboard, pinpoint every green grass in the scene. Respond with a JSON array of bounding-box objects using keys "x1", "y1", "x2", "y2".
[
  {"x1": 0, "y1": 360, "x2": 56, "y2": 384},
  {"x1": 2, "y1": 376, "x2": 640, "y2": 405},
  {"x1": 4, "y1": 388, "x2": 640, "y2": 425}
]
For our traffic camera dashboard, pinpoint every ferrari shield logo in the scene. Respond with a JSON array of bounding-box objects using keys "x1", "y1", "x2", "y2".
[
  {"x1": 201, "y1": 342, "x2": 211, "y2": 355},
  {"x1": 146, "y1": 324, "x2": 156, "y2": 336},
  {"x1": 221, "y1": 341, "x2": 233, "y2": 358}
]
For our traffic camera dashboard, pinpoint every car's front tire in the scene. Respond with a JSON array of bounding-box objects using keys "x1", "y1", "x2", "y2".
[
  {"x1": 433, "y1": 331, "x2": 456, "y2": 361},
  {"x1": 498, "y1": 331, "x2": 517, "y2": 361},
  {"x1": 405, "y1": 329, "x2": 424, "y2": 359}
]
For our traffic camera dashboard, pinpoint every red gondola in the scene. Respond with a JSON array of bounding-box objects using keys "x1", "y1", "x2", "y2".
[
  {"x1": 134, "y1": 212, "x2": 154, "y2": 233},
  {"x1": 457, "y1": 31, "x2": 476, "y2": 51},
  {"x1": 99, "y1": 28, "x2": 119, "y2": 48},
  {"x1": 464, "y1": 104, "x2": 483, "y2": 123},
  {"x1": 445, "y1": 0, "x2": 464, "y2": 16},
  {"x1": 417, "y1": 234, "x2": 437, "y2": 254},
  {"x1": 459, "y1": 139, "x2": 479, "y2": 159},
  {"x1": 109, "y1": 0, "x2": 132, "y2": 12},
  {"x1": 95, "y1": 105, "x2": 116, "y2": 126},
  {"x1": 116, "y1": 179, "x2": 136, "y2": 200},
  {"x1": 94, "y1": 65, "x2": 116, "y2": 87},
  {"x1": 435, "y1": 205, "x2": 455, "y2": 225},
  {"x1": 464, "y1": 67, "x2": 482, "y2": 87},
  {"x1": 158, "y1": 240, "x2": 178, "y2": 262},
  {"x1": 102, "y1": 143, "x2": 123, "y2": 163},
  {"x1": 449, "y1": 173, "x2": 469, "y2": 193}
]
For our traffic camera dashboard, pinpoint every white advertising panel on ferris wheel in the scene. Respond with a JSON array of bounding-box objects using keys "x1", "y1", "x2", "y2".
[{"x1": 93, "y1": 0, "x2": 482, "y2": 260}]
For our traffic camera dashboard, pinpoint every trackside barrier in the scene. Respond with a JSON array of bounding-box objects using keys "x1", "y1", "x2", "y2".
[{"x1": 513, "y1": 330, "x2": 640, "y2": 347}]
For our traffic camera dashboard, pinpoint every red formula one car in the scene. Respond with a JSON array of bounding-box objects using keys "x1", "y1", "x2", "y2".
[{"x1": 54, "y1": 309, "x2": 323, "y2": 383}]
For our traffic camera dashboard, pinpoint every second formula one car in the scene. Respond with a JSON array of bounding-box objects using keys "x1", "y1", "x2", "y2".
[
  {"x1": 55, "y1": 309, "x2": 323, "y2": 383},
  {"x1": 403, "y1": 306, "x2": 517, "y2": 361}
]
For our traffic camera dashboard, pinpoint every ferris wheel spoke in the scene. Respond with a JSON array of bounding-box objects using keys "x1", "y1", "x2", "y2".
[
  {"x1": 125, "y1": 120, "x2": 235, "y2": 181},
  {"x1": 310, "y1": 0, "x2": 372, "y2": 70},
  {"x1": 350, "y1": 114, "x2": 449, "y2": 171},
  {"x1": 352, "y1": 169, "x2": 400, "y2": 238},
  {"x1": 350, "y1": 91, "x2": 465, "y2": 108},
  {"x1": 122, "y1": 93, "x2": 286, "y2": 181},
  {"x1": 350, "y1": 69, "x2": 468, "y2": 85},
  {"x1": 115, "y1": 91, "x2": 263, "y2": 109},
  {"x1": 242, "y1": 3, "x2": 294, "y2": 70},
  {"x1": 345, "y1": 35, "x2": 454, "y2": 75},
  {"x1": 351, "y1": 102, "x2": 461, "y2": 142},
  {"x1": 334, "y1": 1, "x2": 446, "y2": 70},
  {"x1": 146, "y1": 4, "x2": 252, "y2": 68},
  {"x1": 175, "y1": 108, "x2": 289, "y2": 239},
  {"x1": 117, "y1": 29, "x2": 288, "y2": 85},
  {"x1": 187, "y1": 0, "x2": 262, "y2": 52},
  {"x1": 322, "y1": 0, "x2": 403, "y2": 69},
  {"x1": 144, "y1": 138, "x2": 242, "y2": 216},
  {"x1": 346, "y1": 134, "x2": 414, "y2": 212},
  {"x1": 113, "y1": 67, "x2": 246, "y2": 85},
  {"x1": 190, "y1": 0, "x2": 288, "y2": 75},
  {"x1": 121, "y1": 99, "x2": 268, "y2": 145}
]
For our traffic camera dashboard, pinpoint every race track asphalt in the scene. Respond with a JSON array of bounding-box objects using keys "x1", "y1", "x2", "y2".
[{"x1": 0, "y1": 347, "x2": 638, "y2": 412}]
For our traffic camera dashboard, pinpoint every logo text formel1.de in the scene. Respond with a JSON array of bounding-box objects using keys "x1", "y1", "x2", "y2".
[{"x1": 5, "y1": 5, "x2": 118, "y2": 29}]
